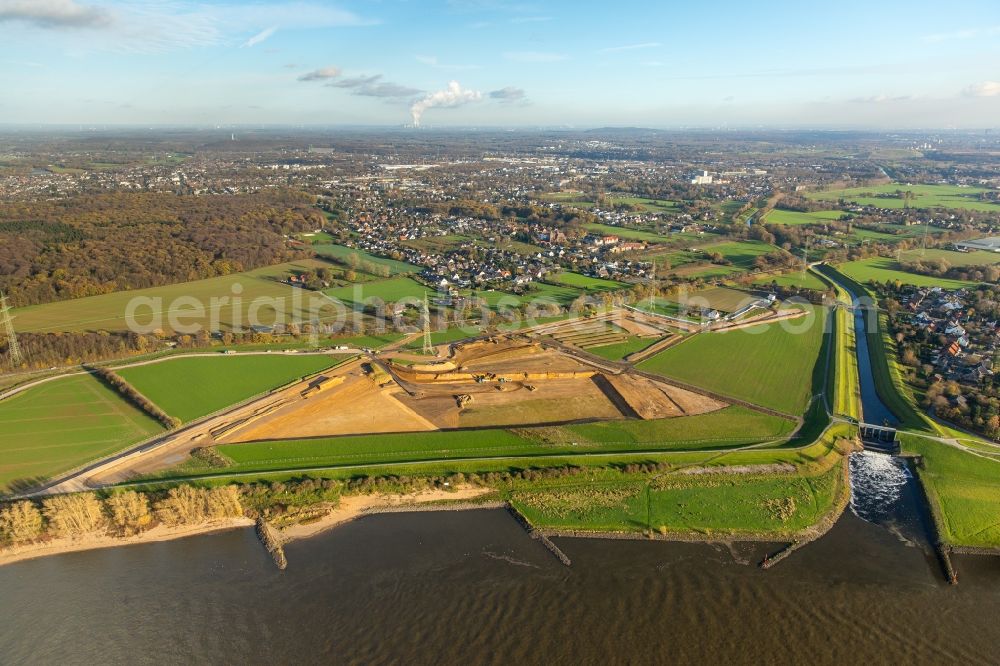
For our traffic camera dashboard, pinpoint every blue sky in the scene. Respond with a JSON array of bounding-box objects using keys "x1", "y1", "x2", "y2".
[{"x1": 2, "y1": 0, "x2": 1000, "y2": 127}]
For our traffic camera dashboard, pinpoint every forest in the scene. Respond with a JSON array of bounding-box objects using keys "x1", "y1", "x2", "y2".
[{"x1": 0, "y1": 189, "x2": 324, "y2": 307}]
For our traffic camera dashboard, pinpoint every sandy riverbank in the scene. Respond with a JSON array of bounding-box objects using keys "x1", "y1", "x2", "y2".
[
  {"x1": 0, "y1": 517, "x2": 256, "y2": 568},
  {"x1": 0, "y1": 488, "x2": 494, "y2": 568},
  {"x1": 281, "y1": 487, "x2": 494, "y2": 542}
]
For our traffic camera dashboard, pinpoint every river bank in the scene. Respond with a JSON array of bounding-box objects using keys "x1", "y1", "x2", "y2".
[{"x1": 0, "y1": 517, "x2": 255, "y2": 568}]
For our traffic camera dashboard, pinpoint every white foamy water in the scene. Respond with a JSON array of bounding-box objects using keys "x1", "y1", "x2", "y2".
[{"x1": 849, "y1": 451, "x2": 911, "y2": 524}]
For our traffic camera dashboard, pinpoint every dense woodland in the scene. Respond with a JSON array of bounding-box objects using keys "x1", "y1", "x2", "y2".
[{"x1": 0, "y1": 189, "x2": 323, "y2": 307}]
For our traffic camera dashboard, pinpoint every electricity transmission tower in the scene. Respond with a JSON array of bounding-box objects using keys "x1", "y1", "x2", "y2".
[
  {"x1": 648, "y1": 259, "x2": 657, "y2": 310},
  {"x1": 422, "y1": 292, "x2": 434, "y2": 355},
  {"x1": 0, "y1": 291, "x2": 23, "y2": 367}
]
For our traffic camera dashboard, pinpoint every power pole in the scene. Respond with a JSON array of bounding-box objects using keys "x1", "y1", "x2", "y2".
[
  {"x1": 421, "y1": 292, "x2": 433, "y2": 355},
  {"x1": 0, "y1": 291, "x2": 23, "y2": 367},
  {"x1": 648, "y1": 258, "x2": 656, "y2": 311}
]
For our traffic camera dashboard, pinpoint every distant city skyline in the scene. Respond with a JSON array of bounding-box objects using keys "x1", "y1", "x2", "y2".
[{"x1": 2, "y1": 0, "x2": 1000, "y2": 128}]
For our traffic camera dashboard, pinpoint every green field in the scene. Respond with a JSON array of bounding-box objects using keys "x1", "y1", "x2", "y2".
[
  {"x1": 311, "y1": 244, "x2": 419, "y2": 274},
  {"x1": 638, "y1": 306, "x2": 826, "y2": 414},
  {"x1": 11, "y1": 260, "x2": 335, "y2": 334},
  {"x1": 752, "y1": 271, "x2": 828, "y2": 291},
  {"x1": 510, "y1": 465, "x2": 840, "y2": 534},
  {"x1": 764, "y1": 209, "x2": 847, "y2": 226},
  {"x1": 896, "y1": 247, "x2": 1000, "y2": 267},
  {"x1": 583, "y1": 222, "x2": 667, "y2": 242},
  {"x1": 606, "y1": 196, "x2": 679, "y2": 213},
  {"x1": 324, "y1": 276, "x2": 430, "y2": 305},
  {"x1": 808, "y1": 183, "x2": 1000, "y2": 212},
  {"x1": 645, "y1": 286, "x2": 761, "y2": 317},
  {"x1": 550, "y1": 272, "x2": 628, "y2": 291},
  {"x1": 117, "y1": 354, "x2": 337, "y2": 422},
  {"x1": 0, "y1": 374, "x2": 163, "y2": 492},
  {"x1": 186, "y1": 408, "x2": 794, "y2": 479},
  {"x1": 672, "y1": 240, "x2": 776, "y2": 278},
  {"x1": 901, "y1": 435, "x2": 1000, "y2": 548},
  {"x1": 837, "y1": 258, "x2": 977, "y2": 289}
]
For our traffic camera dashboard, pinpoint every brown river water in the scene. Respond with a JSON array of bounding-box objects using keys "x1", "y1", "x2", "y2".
[{"x1": 1, "y1": 455, "x2": 999, "y2": 666}]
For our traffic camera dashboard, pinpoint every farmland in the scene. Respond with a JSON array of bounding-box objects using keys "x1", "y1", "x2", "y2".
[
  {"x1": 10, "y1": 260, "x2": 335, "y2": 334},
  {"x1": 896, "y1": 247, "x2": 1000, "y2": 267},
  {"x1": 549, "y1": 272, "x2": 628, "y2": 291},
  {"x1": 638, "y1": 306, "x2": 827, "y2": 414},
  {"x1": 837, "y1": 258, "x2": 977, "y2": 289},
  {"x1": 752, "y1": 270, "x2": 828, "y2": 291},
  {"x1": 807, "y1": 183, "x2": 1000, "y2": 212},
  {"x1": 669, "y1": 240, "x2": 777, "y2": 278},
  {"x1": 763, "y1": 209, "x2": 847, "y2": 226},
  {"x1": 324, "y1": 276, "x2": 430, "y2": 305},
  {"x1": 0, "y1": 373, "x2": 163, "y2": 492},
  {"x1": 117, "y1": 354, "x2": 337, "y2": 422},
  {"x1": 583, "y1": 222, "x2": 666, "y2": 242},
  {"x1": 311, "y1": 243, "x2": 419, "y2": 274}
]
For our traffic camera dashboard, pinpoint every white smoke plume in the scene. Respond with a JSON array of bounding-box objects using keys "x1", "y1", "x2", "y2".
[{"x1": 410, "y1": 80, "x2": 481, "y2": 126}]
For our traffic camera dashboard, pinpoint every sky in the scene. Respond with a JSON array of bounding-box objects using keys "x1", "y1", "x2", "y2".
[{"x1": 2, "y1": 0, "x2": 1000, "y2": 128}]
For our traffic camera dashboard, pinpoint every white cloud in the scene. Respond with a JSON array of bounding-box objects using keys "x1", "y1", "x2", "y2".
[
  {"x1": 962, "y1": 81, "x2": 1000, "y2": 97},
  {"x1": 599, "y1": 42, "x2": 661, "y2": 53},
  {"x1": 298, "y1": 66, "x2": 342, "y2": 82},
  {"x1": 0, "y1": 0, "x2": 111, "y2": 28},
  {"x1": 503, "y1": 51, "x2": 567, "y2": 63},
  {"x1": 242, "y1": 25, "x2": 277, "y2": 48}
]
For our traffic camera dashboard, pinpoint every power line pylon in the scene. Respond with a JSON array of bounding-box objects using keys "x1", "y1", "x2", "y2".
[
  {"x1": 0, "y1": 291, "x2": 23, "y2": 367},
  {"x1": 422, "y1": 292, "x2": 434, "y2": 355}
]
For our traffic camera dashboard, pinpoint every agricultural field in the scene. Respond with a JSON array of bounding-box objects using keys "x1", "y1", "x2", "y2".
[
  {"x1": 116, "y1": 354, "x2": 337, "y2": 422},
  {"x1": 324, "y1": 276, "x2": 430, "y2": 305},
  {"x1": 807, "y1": 183, "x2": 1000, "y2": 212},
  {"x1": 763, "y1": 209, "x2": 847, "y2": 226},
  {"x1": 837, "y1": 258, "x2": 977, "y2": 289},
  {"x1": 752, "y1": 270, "x2": 828, "y2": 291},
  {"x1": 896, "y1": 247, "x2": 1000, "y2": 267},
  {"x1": 311, "y1": 243, "x2": 419, "y2": 275},
  {"x1": 0, "y1": 373, "x2": 163, "y2": 492},
  {"x1": 669, "y1": 240, "x2": 777, "y2": 278},
  {"x1": 583, "y1": 222, "x2": 667, "y2": 242},
  {"x1": 638, "y1": 306, "x2": 827, "y2": 414},
  {"x1": 539, "y1": 192, "x2": 596, "y2": 209},
  {"x1": 901, "y1": 435, "x2": 1000, "y2": 548},
  {"x1": 11, "y1": 260, "x2": 338, "y2": 334},
  {"x1": 550, "y1": 272, "x2": 628, "y2": 291},
  {"x1": 671, "y1": 286, "x2": 762, "y2": 312},
  {"x1": 606, "y1": 196, "x2": 679, "y2": 213},
  {"x1": 400, "y1": 235, "x2": 473, "y2": 253}
]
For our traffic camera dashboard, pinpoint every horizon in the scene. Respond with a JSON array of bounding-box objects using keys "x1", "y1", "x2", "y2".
[{"x1": 2, "y1": 0, "x2": 1000, "y2": 128}]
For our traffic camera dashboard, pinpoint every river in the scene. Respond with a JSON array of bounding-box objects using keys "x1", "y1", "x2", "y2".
[{"x1": 1, "y1": 501, "x2": 998, "y2": 665}]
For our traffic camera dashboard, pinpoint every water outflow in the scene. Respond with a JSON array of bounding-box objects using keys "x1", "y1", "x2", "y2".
[{"x1": 848, "y1": 451, "x2": 910, "y2": 524}]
